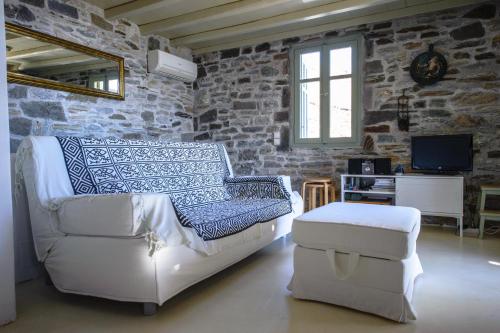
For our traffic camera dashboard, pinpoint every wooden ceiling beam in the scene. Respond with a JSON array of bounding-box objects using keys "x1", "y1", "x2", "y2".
[
  {"x1": 105, "y1": 0, "x2": 185, "y2": 20},
  {"x1": 7, "y1": 45, "x2": 63, "y2": 60},
  {"x1": 19, "y1": 54, "x2": 96, "y2": 70},
  {"x1": 188, "y1": 0, "x2": 482, "y2": 53},
  {"x1": 139, "y1": 0, "x2": 314, "y2": 35},
  {"x1": 171, "y1": 0, "x2": 395, "y2": 46}
]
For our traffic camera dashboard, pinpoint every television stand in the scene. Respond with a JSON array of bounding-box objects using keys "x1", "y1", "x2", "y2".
[{"x1": 341, "y1": 174, "x2": 464, "y2": 236}]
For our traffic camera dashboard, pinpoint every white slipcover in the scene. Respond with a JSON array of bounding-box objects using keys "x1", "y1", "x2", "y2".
[
  {"x1": 17, "y1": 136, "x2": 303, "y2": 306},
  {"x1": 289, "y1": 246, "x2": 423, "y2": 322},
  {"x1": 293, "y1": 202, "x2": 421, "y2": 260},
  {"x1": 289, "y1": 202, "x2": 422, "y2": 322}
]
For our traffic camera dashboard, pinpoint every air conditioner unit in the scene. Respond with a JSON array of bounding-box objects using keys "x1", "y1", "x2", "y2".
[{"x1": 147, "y1": 50, "x2": 197, "y2": 83}]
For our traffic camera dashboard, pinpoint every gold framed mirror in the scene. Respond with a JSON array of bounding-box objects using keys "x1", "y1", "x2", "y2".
[{"x1": 5, "y1": 23, "x2": 125, "y2": 100}]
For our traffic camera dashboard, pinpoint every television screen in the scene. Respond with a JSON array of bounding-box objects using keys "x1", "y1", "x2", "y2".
[{"x1": 411, "y1": 134, "x2": 473, "y2": 172}]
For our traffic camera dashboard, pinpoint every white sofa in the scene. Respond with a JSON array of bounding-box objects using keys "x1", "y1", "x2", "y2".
[{"x1": 17, "y1": 136, "x2": 303, "y2": 314}]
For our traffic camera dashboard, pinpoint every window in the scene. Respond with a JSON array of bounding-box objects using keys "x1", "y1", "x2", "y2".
[
  {"x1": 292, "y1": 35, "x2": 361, "y2": 147},
  {"x1": 89, "y1": 73, "x2": 119, "y2": 93}
]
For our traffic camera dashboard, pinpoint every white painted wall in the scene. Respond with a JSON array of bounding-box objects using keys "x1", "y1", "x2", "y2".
[{"x1": 0, "y1": 0, "x2": 17, "y2": 326}]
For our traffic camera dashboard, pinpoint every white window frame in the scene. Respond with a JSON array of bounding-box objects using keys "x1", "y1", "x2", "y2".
[{"x1": 291, "y1": 34, "x2": 363, "y2": 148}]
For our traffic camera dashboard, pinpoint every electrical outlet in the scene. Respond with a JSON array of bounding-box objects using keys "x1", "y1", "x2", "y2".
[{"x1": 273, "y1": 130, "x2": 281, "y2": 146}]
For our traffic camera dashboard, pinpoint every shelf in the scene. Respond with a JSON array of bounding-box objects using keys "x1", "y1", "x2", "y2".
[
  {"x1": 345, "y1": 199, "x2": 392, "y2": 205},
  {"x1": 341, "y1": 174, "x2": 396, "y2": 178},
  {"x1": 480, "y1": 210, "x2": 500, "y2": 217},
  {"x1": 341, "y1": 174, "x2": 463, "y2": 179},
  {"x1": 344, "y1": 189, "x2": 395, "y2": 195}
]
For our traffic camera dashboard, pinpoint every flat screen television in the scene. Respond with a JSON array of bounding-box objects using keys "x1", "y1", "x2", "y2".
[{"x1": 411, "y1": 134, "x2": 473, "y2": 173}]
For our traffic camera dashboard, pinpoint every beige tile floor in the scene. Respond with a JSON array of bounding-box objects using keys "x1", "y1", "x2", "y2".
[{"x1": 2, "y1": 228, "x2": 500, "y2": 333}]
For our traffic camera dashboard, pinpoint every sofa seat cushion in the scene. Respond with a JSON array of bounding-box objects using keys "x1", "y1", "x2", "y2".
[
  {"x1": 175, "y1": 198, "x2": 292, "y2": 241},
  {"x1": 55, "y1": 136, "x2": 294, "y2": 242},
  {"x1": 292, "y1": 202, "x2": 421, "y2": 260}
]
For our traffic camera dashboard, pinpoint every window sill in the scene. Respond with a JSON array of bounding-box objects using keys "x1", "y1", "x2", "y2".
[{"x1": 291, "y1": 140, "x2": 362, "y2": 150}]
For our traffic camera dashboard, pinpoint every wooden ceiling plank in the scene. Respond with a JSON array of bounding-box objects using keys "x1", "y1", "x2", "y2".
[
  {"x1": 188, "y1": 0, "x2": 482, "y2": 53},
  {"x1": 105, "y1": 0, "x2": 185, "y2": 20},
  {"x1": 140, "y1": 0, "x2": 318, "y2": 35},
  {"x1": 7, "y1": 45, "x2": 63, "y2": 60},
  {"x1": 172, "y1": 0, "x2": 395, "y2": 45},
  {"x1": 20, "y1": 54, "x2": 96, "y2": 70}
]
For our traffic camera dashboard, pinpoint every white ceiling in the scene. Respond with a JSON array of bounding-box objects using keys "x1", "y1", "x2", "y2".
[{"x1": 86, "y1": 0, "x2": 486, "y2": 54}]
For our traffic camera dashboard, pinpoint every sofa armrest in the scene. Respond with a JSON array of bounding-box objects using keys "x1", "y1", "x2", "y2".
[
  {"x1": 224, "y1": 176, "x2": 293, "y2": 200},
  {"x1": 50, "y1": 193, "x2": 183, "y2": 241}
]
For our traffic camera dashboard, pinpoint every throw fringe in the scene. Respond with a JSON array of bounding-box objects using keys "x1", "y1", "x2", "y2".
[
  {"x1": 14, "y1": 140, "x2": 33, "y2": 204},
  {"x1": 145, "y1": 231, "x2": 163, "y2": 257}
]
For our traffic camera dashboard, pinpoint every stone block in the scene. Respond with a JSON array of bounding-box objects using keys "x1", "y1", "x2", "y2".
[
  {"x1": 234, "y1": 101, "x2": 257, "y2": 110},
  {"x1": 261, "y1": 66, "x2": 279, "y2": 77},
  {"x1": 200, "y1": 109, "x2": 217, "y2": 123},
  {"x1": 21, "y1": 101, "x2": 66, "y2": 121},
  {"x1": 194, "y1": 132, "x2": 211, "y2": 141},
  {"x1": 450, "y1": 22, "x2": 485, "y2": 40},
  {"x1": 364, "y1": 125, "x2": 390, "y2": 133},
  {"x1": 421, "y1": 31, "x2": 439, "y2": 38},
  {"x1": 452, "y1": 92, "x2": 498, "y2": 106},
  {"x1": 5, "y1": 4, "x2": 35, "y2": 21},
  {"x1": 255, "y1": 43, "x2": 270, "y2": 52},
  {"x1": 365, "y1": 60, "x2": 384, "y2": 74},
  {"x1": 241, "y1": 126, "x2": 264, "y2": 133},
  {"x1": 8, "y1": 86, "x2": 27, "y2": 99},
  {"x1": 373, "y1": 22, "x2": 392, "y2": 30},
  {"x1": 141, "y1": 111, "x2": 154, "y2": 121},
  {"x1": 463, "y1": 4, "x2": 496, "y2": 19},
  {"x1": 238, "y1": 149, "x2": 258, "y2": 161},
  {"x1": 123, "y1": 133, "x2": 143, "y2": 140},
  {"x1": 475, "y1": 52, "x2": 495, "y2": 60},
  {"x1": 364, "y1": 111, "x2": 397, "y2": 125},
  {"x1": 397, "y1": 25, "x2": 435, "y2": 33},
  {"x1": 91, "y1": 13, "x2": 113, "y2": 31},
  {"x1": 282, "y1": 37, "x2": 300, "y2": 45},
  {"x1": 277, "y1": 126, "x2": 290, "y2": 152},
  {"x1": 48, "y1": 0, "x2": 78, "y2": 19},
  {"x1": 175, "y1": 111, "x2": 192, "y2": 119},
  {"x1": 487, "y1": 151, "x2": 500, "y2": 158},
  {"x1": 281, "y1": 87, "x2": 290, "y2": 108},
  {"x1": 274, "y1": 112, "x2": 289, "y2": 122},
  {"x1": 20, "y1": 0, "x2": 44, "y2": 8},
  {"x1": 9, "y1": 117, "x2": 32, "y2": 136},
  {"x1": 109, "y1": 114, "x2": 126, "y2": 120},
  {"x1": 220, "y1": 48, "x2": 240, "y2": 59}
]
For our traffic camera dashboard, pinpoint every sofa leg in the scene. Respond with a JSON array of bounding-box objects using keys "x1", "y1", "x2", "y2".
[
  {"x1": 43, "y1": 267, "x2": 53, "y2": 286},
  {"x1": 143, "y1": 302, "x2": 158, "y2": 316}
]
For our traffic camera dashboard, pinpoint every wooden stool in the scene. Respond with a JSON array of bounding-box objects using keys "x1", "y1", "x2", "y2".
[
  {"x1": 302, "y1": 177, "x2": 336, "y2": 212},
  {"x1": 477, "y1": 184, "x2": 500, "y2": 238}
]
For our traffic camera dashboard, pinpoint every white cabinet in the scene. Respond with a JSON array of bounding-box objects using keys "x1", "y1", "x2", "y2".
[
  {"x1": 341, "y1": 174, "x2": 464, "y2": 236},
  {"x1": 396, "y1": 177, "x2": 463, "y2": 215}
]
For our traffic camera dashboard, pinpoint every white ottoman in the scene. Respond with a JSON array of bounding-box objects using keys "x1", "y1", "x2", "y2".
[{"x1": 288, "y1": 202, "x2": 423, "y2": 322}]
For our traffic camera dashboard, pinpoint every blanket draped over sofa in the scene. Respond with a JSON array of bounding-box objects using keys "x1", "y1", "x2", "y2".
[{"x1": 56, "y1": 137, "x2": 292, "y2": 241}]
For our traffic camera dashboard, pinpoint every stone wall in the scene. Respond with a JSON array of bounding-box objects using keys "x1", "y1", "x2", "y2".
[
  {"x1": 193, "y1": 2, "x2": 500, "y2": 225},
  {"x1": 6, "y1": 0, "x2": 194, "y2": 151}
]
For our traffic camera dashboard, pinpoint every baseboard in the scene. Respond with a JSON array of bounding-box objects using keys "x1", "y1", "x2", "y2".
[{"x1": 462, "y1": 228, "x2": 479, "y2": 237}]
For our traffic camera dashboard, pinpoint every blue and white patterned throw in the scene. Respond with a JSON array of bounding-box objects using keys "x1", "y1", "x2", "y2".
[{"x1": 57, "y1": 137, "x2": 292, "y2": 240}]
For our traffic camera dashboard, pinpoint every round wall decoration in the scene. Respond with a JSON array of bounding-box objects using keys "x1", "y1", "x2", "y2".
[{"x1": 410, "y1": 44, "x2": 447, "y2": 85}]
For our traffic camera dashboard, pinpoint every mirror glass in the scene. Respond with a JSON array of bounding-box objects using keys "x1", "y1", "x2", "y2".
[{"x1": 6, "y1": 24, "x2": 124, "y2": 100}]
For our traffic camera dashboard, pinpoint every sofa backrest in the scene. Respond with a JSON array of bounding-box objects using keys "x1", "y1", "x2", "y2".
[
  {"x1": 20, "y1": 136, "x2": 75, "y2": 205},
  {"x1": 17, "y1": 136, "x2": 73, "y2": 261},
  {"x1": 56, "y1": 136, "x2": 234, "y2": 208}
]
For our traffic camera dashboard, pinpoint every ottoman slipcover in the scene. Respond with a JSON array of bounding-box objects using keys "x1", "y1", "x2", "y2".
[{"x1": 288, "y1": 202, "x2": 423, "y2": 322}]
